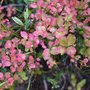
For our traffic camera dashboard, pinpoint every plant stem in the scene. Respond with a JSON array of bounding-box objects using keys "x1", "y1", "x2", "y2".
[
  {"x1": 0, "y1": 0, "x2": 3, "y2": 4},
  {"x1": 27, "y1": 72, "x2": 34, "y2": 90},
  {"x1": 61, "y1": 75, "x2": 66, "y2": 90},
  {"x1": 2, "y1": 4, "x2": 26, "y2": 8},
  {"x1": 43, "y1": 75, "x2": 48, "y2": 90}
]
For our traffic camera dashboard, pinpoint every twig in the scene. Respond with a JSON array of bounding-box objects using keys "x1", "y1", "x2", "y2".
[
  {"x1": 43, "y1": 75, "x2": 48, "y2": 90},
  {"x1": 2, "y1": 4, "x2": 26, "y2": 8},
  {"x1": 61, "y1": 75, "x2": 66, "y2": 90},
  {"x1": 27, "y1": 72, "x2": 34, "y2": 90},
  {"x1": 0, "y1": 0, "x2": 4, "y2": 5}
]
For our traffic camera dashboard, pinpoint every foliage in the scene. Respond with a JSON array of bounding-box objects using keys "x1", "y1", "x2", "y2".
[{"x1": 0, "y1": 0, "x2": 90, "y2": 89}]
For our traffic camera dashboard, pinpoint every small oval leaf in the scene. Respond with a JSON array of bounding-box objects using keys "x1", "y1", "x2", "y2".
[
  {"x1": 12, "y1": 17, "x2": 24, "y2": 26},
  {"x1": 67, "y1": 34, "x2": 76, "y2": 46},
  {"x1": 59, "y1": 37, "x2": 68, "y2": 47}
]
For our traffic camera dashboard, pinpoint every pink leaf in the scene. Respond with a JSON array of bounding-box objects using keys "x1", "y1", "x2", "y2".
[{"x1": 20, "y1": 31, "x2": 28, "y2": 39}]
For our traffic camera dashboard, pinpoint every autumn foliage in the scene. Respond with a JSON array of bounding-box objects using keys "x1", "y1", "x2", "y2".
[{"x1": 0, "y1": 0, "x2": 90, "y2": 89}]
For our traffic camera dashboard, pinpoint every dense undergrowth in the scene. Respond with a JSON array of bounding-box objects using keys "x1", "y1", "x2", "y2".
[{"x1": 0, "y1": 0, "x2": 90, "y2": 90}]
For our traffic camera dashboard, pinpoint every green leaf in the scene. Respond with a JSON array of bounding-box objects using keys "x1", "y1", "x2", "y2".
[
  {"x1": 12, "y1": 17, "x2": 24, "y2": 26},
  {"x1": 57, "y1": 16, "x2": 63, "y2": 27},
  {"x1": 77, "y1": 79, "x2": 86, "y2": 90},
  {"x1": 60, "y1": 37, "x2": 68, "y2": 47},
  {"x1": 67, "y1": 34, "x2": 76, "y2": 46},
  {"x1": 24, "y1": 19, "x2": 30, "y2": 30},
  {"x1": 71, "y1": 74, "x2": 77, "y2": 87},
  {"x1": 0, "y1": 68, "x2": 6, "y2": 73},
  {"x1": 0, "y1": 81, "x2": 6, "y2": 87},
  {"x1": 60, "y1": 34, "x2": 76, "y2": 47},
  {"x1": 24, "y1": 0, "x2": 29, "y2": 4},
  {"x1": 35, "y1": 69, "x2": 42, "y2": 75},
  {"x1": 18, "y1": 44, "x2": 25, "y2": 51},
  {"x1": 84, "y1": 39, "x2": 90, "y2": 47},
  {"x1": 79, "y1": 48, "x2": 86, "y2": 55},
  {"x1": 24, "y1": 8, "x2": 29, "y2": 20},
  {"x1": 65, "y1": 14, "x2": 72, "y2": 22},
  {"x1": 9, "y1": 85, "x2": 15, "y2": 90},
  {"x1": 24, "y1": 0, "x2": 36, "y2": 4},
  {"x1": 47, "y1": 78, "x2": 59, "y2": 89},
  {"x1": 86, "y1": 48, "x2": 90, "y2": 55},
  {"x1": 18, "y1": 71, "x2": 28, "y2": 80},
  {"x1": 86, "y1": 48, "x2": 90, "y2": 59},
  {"x1": 37, "y1": 52, "x2": 43, "y2": 58}
]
